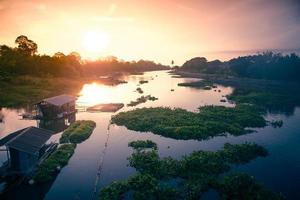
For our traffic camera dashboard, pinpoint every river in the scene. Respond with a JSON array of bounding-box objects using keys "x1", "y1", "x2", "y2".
[{"x1": 0, "y1": 71, "x2": 299, "y2": 199}]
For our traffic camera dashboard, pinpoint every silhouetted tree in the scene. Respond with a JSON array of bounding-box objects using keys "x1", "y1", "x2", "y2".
[
  {"x1": 53, "y1": 52, "x2": 65, "y2": 58},
  {"x1": 15, "y1": 35, "x2": 37, "y2": 56}
]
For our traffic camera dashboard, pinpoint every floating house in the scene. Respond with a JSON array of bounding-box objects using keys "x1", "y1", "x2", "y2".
[
  {"x1": 38, "y1": 113, "x2": 76, "y2": 132},
  {"x1": 36, "y1": 94, "x2": 76, "y2": 119},
  {"x1": 0, "y1": 127, "x2": 55, "y2": 173}
]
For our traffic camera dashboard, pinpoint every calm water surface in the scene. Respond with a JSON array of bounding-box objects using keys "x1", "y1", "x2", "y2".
[{"x1": 0, "y1": 71, "x2": 299, "y2": 199}]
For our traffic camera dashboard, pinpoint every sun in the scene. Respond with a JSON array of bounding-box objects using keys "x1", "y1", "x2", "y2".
[{"x1": 82, "y1": 31, "x2": 109, "y2": 59}]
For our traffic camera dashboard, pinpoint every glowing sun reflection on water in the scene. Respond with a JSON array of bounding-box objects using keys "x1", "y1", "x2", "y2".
[{"x1": 77, "y1": 83, "x2": 115, "y2": 106}]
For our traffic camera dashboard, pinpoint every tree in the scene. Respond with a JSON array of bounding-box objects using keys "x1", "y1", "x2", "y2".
[
  {"x1": 53, "y1": 52, "x2": 65, "y2": 58},
  {"x1": 15, "y1": 35, "x2": 37, "y2": 56},
  {"x1": 69, "y1": 51, "x2": 81, "y2": 61}
]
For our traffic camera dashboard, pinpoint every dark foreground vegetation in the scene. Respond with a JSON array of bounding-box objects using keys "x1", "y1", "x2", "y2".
[
  {"x1": 177, "y1": 52, "x2": 300, "y2": 82},
  {"x1": 34, "y1": 144, "x2": 76, "y2": 183},
  {"x1": 60, "y1": 120, "x2": 96, "y2": 144},
  {"x1": 111, "y1": 105, "x2": 266, "y2": 140},
  {"x1": 99, "y1": 140, "x2": 283, "y2": 200}
]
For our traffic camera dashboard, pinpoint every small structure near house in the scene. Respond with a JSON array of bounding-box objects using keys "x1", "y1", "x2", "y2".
[
  {"x1": 0, "y1": 127, "x2": 55, "y2": 173},
  {"x1": 87, "y1": 103, "x2": 124, "y2": 112},
  {"x1": 36, "y1": 94, "x2": 76, "y2": 119}
]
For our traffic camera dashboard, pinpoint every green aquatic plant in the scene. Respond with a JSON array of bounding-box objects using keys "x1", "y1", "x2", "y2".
[
  {"x1": 60, "y1": 120, "x2": 96, "y2": 144},
  {"x1": 217, "y1": 173, "x2": 285, "y2": 200},
  {"x1": 127, "y1": 95, "x2": 158, "y2": 107},
  {"x1": 99, "y1": 180, "x2": 129, "y2": 200},
  {"x1": 33, "y1": 144, "x2": 76, "y2": 183},
  {"x1": 111, "y1": 105, "x2": 266, "y2": 140},
  {"x1": 221, "y1": 142, "x2": 268, "y2": 164},
  {"x1": 99, "y1": 141, "x2": 281, "y2": 200},
  {"x1": 270, "y1": 120, "x2": 283, "y2": 128},
  {"x1": 128, "y1": 140, "x2": 158, "y2": 150}
]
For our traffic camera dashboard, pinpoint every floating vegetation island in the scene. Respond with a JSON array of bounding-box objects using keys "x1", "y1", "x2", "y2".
[
  {"x1": 99, "y1": 140, "x2": 283, "y2": 199},
  {"x1": 139, "y1": 80, "x2": 149, "y2": 84},
  {"x1": 136, "y1": 87, "x2": 143, "y2": 94},
  {"x1": 34, "y1": 144, "x2": 76, "y2": 183},
  {"x1": 178, "y1": 79, "x2": 214, "y2": 90},
  {"x1": 112, "y1": 105, "x2": 266, "y2": 140},
  {"x1": 60, "y1": 120, "x2": 96, "y2": 144},
  {"x1": 34, "y1": 120, "x2": 96, "y2": 183},
  {"x1": 127, "y1": 95, "x2": 158, "y2": 107},
  {"x1": 128, "y1": 140, "x2": 157, "y2": 150}
]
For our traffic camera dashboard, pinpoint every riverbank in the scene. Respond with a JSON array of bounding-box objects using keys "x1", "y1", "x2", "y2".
[
  {"x1": 173, "y1": 70, "x2": 300, "y2": 115},
  {"x1": 0, "y1": 76, "x2": 85, "y2": 108},
  {"x1": 0, "y1": 74, "x2": 132, "y2": 108}
]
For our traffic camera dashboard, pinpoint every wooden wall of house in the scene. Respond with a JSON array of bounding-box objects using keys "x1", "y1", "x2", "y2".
[
  {"x1": 9, "y1": 147, "x2": 38, "y2": 172},
  {"x1": 37, "y1": 101, "x2": 75, "y2": 119}
]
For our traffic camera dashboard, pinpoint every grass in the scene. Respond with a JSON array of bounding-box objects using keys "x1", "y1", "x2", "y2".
[
  {"x1": 33, "y1": 144, "x2": 76, "y2": 183},
  {"x1": 111, "y1": 104, "x2": 266, "y2": 140},
  {"x1": 99, "y1": 141, "x2": 282, "y2": 200},
  {"x1": 60, "y1": 120, "x2": 96, "y2": 144},
  {"x1": 0, "y1": 75, "x2": 84, "y2": 108}
]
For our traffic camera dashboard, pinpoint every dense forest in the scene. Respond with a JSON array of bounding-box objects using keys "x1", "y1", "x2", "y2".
[
  {"x1": 178, "y1": 52, "x2": 300, "y2": 82},
  {"x1": 0, "y1": 35, "x2": 169, "y2": 78}
]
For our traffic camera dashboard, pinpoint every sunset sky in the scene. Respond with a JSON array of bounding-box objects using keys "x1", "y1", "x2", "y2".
[{"x1": 1, "y1": 0, "x2": 300, "y2": 64}]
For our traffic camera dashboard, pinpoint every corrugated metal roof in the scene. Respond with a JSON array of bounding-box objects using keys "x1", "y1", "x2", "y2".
[
  {"x1": 0, "y1": 128, "x2": 27, "y2": 146},
  {"x1": 5, "y1": 127, "x2": 54, "y2": 155},
  {"x1": 43, "y1": 94, "x2": 76, "y2": 106}
]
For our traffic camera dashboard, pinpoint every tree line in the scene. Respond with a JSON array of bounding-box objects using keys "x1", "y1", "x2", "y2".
[
  {"x1": 179, "y1": 52, "x2": 300, "y2": 82},
  {"x1": 0, "y1": 35, "x2": 169, "y2": 78},
  {"x1": 229, "y1": 52, "x2": 300, "y2": 81}
]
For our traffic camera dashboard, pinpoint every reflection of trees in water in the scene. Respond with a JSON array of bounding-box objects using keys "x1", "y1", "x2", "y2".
[{"x1": 38, "y1": 113, "x2": 76, "y2": 133}]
